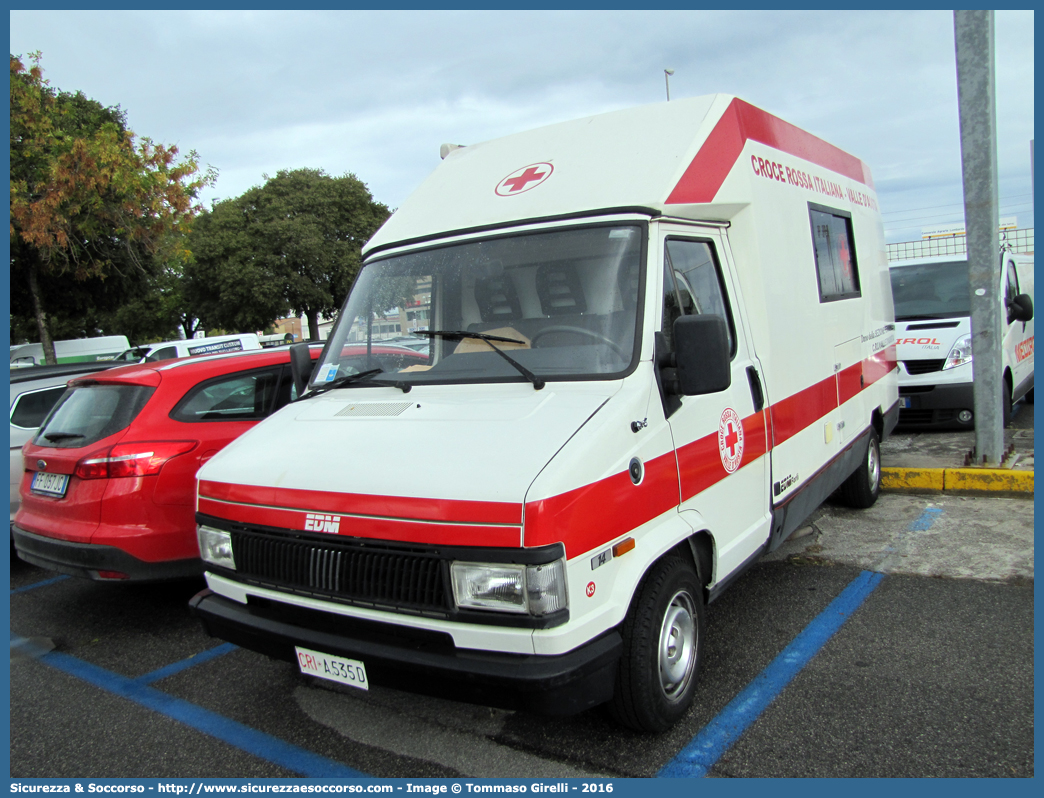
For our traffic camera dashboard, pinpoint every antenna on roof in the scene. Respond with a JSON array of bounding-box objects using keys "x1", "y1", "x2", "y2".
[
  {"x1": 664, "y1": 69, "x2": 675, "y2": 102},
  {"x1": 440, "y1": 143, "x2": 465, "y2": 160}
]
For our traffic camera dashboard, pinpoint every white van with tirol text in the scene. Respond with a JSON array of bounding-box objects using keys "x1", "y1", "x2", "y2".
[
  {"x1": 190, "y1": 96, "x2": 899, "y2": 732},
  {"x1": 889, "y1": 251, "x2": 1033, "y2": 428}
]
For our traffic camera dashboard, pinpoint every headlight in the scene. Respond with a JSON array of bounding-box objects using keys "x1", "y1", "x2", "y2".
[
  {"x1": 451, "y1": 559, "x2": 567, "y2": 616},
  {"x1": 197, "y1": 525, "x2": 236, "y2": 570},
  {"x1": 943, "y1": 334, "x2": 973, "y2": 370}
]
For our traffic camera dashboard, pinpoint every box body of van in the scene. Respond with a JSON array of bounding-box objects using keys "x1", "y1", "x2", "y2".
[
  {"x1": 10, "y1": 336, "x2": 130, "y2": 367},
  {"x1": 112, "y1": 334, "x2": 262, "y2": 364},
  {"x1": 190, "y1": 95, "x2": 899, "y2": 731},
  {"x1": 889, "y1": 252, "x2": 1034, "y2": 428}
]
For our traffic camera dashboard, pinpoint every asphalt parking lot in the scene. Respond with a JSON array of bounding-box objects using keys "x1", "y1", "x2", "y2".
[{"x1": 8, "y1": 407, "x2": 1034, "y2": 779}]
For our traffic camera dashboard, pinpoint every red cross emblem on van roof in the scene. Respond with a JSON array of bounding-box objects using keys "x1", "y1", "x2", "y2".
[{"x1": 496, "y1": 163, "x2": 554, "y2": 196}]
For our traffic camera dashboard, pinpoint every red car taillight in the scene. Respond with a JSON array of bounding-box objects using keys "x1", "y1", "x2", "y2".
[{"x1": 74, "y1": 441, "x2": 198, "y2": 480}]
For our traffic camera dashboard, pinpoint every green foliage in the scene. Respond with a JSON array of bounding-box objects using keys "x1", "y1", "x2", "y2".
[
  {"x1": 9, "y1": 52, "x2": 216, "y2": 361},
  {"x1": 186, "y1": 168, "x2": 390, "y2": 339}
]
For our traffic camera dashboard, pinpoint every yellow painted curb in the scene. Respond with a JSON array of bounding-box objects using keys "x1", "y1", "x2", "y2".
[
  {"x1": 881, "y1": 466, "x2": 1033, "y2": 494},
  {"x1": 881, "y1": 468, "x2": 945, "y2": 491},
  {"x1": 944, "y1": 468, "x2": 1034, "y2": 494}
]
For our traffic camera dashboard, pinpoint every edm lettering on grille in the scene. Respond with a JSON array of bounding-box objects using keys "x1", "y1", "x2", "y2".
[{"x1": 304, "y1": 513, "x2": 341, "y2": 534}]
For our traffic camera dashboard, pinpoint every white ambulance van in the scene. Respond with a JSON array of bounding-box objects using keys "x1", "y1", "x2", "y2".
[
  {"x1": 889, "y1": 252, "x2": 1033, "y2": 428},
  {"x1": 190, "y1": 95, "x2": 899, "y2": 732}
]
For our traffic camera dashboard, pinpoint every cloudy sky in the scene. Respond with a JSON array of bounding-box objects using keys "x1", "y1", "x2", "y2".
[{"x1": 10, "y1": 9, "x2": 1035, "y2": 243}]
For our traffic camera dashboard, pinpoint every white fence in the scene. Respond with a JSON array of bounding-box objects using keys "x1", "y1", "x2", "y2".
[{"x1": 887, "y1": 228, "x2": 1034, "y2": 261}]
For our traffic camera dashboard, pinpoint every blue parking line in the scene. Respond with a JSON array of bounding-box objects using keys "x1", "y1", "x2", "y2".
[
  {"x1": 10, "y1": 634, "x2": 366, "y2": 777},
  {"x1": 10, "y1": 574, "x2": 70, "y2": 595},
  {"x1": 135, "y1": 642, "x2": 238, "y2": 685},
  {"x1": 659, "y1": 569, "x2": 885, "y2": 778},
  {"x1": 908, "y1": 507, "x2": 943, "y2": 531}
]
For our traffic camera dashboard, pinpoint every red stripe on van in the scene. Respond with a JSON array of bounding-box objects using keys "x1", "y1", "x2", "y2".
[
  {"x1": 836, "y1": 362, "x2": 864, "y2": 406},
  {"x1": 523, "y1": 449, "x2": 680, "y2": 555},
  {"x1": 675, "y1": 408, "x2": 768, "y2": 501},
  {"x1": 770, "y1": 351, "x2": 898, "y2": 447},
  {"x1": 197, "y1": 497, "x2": 521, "y2": 548},
  {"x1": 198, "y1": 480, "x2": 522, "y2": 526},
  {"x1": 666, "y1": 98, "x2": 874, "y2": 205},
  {"x1": 198, "y1": 353, "x2": 894, "y2": 557},
  {"x1": 525, "y1": 410, "x2": 770, "y2": 557},
  {"x1": 863, "y1": 345, "x2": 898, "y2": 388},
  {"x1": 769, "y1": 374, "x2": 838, "y2": 446}
]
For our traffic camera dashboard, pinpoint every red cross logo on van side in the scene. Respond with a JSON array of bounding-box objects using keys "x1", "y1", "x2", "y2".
[
  {"x1": 718, "y1": 407, "x2": 744, "y2": 474},
  {"x1": 724, "y1": 423, "x2": 740, "y2": 458},
  {"x1": 496, "y1": 163, "x2": 554, "y2": 196}
]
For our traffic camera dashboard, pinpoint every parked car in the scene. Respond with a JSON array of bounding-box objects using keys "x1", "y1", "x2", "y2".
[
  {"x1": 12, "y1": 345, "x2": 336, "y2": 581},
  {"x1": 10, "y1": 362, "x2": 121, "y2": 529}
]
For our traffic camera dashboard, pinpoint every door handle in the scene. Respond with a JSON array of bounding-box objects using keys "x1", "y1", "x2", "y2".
[{"x1": 747, "y1": 366, "x2": 764, "y2": 412}]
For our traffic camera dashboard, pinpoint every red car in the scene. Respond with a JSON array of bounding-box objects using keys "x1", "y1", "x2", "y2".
[{"x1": 13, "y1": 343, "x2": 427, "y2": 581}]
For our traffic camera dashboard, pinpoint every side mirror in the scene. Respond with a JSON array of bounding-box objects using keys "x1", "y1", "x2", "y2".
[
  {"x1": 289, "y1": 343, "x2": 315, "y2": 398},
  {"x1": 1009, "y1": 293, "x2": 1033, "y2": 324},
  {"x1": 672, "y1": 314, "x2": 731, "y2": 396}
]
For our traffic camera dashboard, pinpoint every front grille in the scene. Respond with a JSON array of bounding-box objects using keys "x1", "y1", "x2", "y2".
[
  {"x1": 903, "y1": 359, "x2": 946, "y2": 375},
  {"x1": 231, "y1": 529, "x2": 449, "y2": 612},
  {"x1": 898, "y1": 409, "x2": 956, "y2": 425}
]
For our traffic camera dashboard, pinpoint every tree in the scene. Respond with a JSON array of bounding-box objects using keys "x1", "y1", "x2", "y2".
[
  {"x1": 9, "y1": 53, "x2": 216, "y2": 362},
  {"x1": 186, "y1": 168, "x2": 390, "y2": 340}
]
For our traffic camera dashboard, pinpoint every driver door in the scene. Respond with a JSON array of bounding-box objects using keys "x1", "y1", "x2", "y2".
[{"x1": 657, "y1": 223, "x2": 772, "y2": 582}]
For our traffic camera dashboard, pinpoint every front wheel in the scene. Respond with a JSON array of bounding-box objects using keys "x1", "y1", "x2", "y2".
[
  {"x1": 609, "y1": 554, "x2": 704, "y2": 733},
  {"x1": 840, "y1": 428, "x2": 881, "y2": 509}
]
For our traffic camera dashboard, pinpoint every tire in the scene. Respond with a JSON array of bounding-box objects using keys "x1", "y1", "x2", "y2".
[
  {"x1": 1003, "y1": 380, "x2": 1013, "y2": 428},
  {"x1": 1026, "y1": 388, "x2": 1034, "y2": 405},
  {"x1": 840, "y1": 428, "x2": 881, "y2": 509},
  {"x1": 609, "y1": 554, "x2": 704, "y2": 733}
]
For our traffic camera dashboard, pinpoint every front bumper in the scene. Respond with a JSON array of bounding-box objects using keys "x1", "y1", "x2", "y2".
[
  {"x1": 190, "y1": 587, "x2": 621, "y2": 715},
  {"x1": 897, "y1": 382, "x2": 975, "y2": 428},
  {"x1": 12, "y1": 524, "x2": 203, "y2": 582}
]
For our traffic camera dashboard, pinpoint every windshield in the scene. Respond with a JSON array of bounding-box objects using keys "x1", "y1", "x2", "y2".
[
  {"x1": 112, "y1": 347, "x2": 148, "y2": 362},
  {"x1": 311, "y1": 224, "x2": 644, "y2": 390},
  {"x1": 889, "y1": 260, "x2": 970, "y2": 321}
]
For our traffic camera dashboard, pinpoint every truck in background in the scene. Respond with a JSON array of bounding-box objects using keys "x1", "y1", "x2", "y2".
[
  {"x1": 10, "y1": 335, "x2": 130, "y2": 367},
  {"x1": 189, "y1": 95, "x2": 898, "y2": 732},
  {"x1": 889, "y1": 251, "x2": 1033, "y2": 428}
]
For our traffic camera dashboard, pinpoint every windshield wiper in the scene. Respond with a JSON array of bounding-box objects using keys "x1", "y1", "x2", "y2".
[
  {"x1": 300, "y1": 368, "x2": 384, "y2": 399},
  {"x1": 43, "y1": 432, "x2": 85, "y2": 442},
  {"x1": 414, "y1": 330, "x2": 545, "y2": 390},
  {"x1": 301, "y1": 367, "x2": 414, "y2": 398}
]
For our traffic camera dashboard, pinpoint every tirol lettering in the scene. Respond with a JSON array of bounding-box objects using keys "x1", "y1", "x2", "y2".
[
  {"x1": 897, "y1": 337, "x2": 942, "y2": 346},
  {"x1": 1015, "y1": 336, "x2": 1034, "y2": 363},
  {"x1": 304, "y1": 512, "x2": 341, "y2": 534}
]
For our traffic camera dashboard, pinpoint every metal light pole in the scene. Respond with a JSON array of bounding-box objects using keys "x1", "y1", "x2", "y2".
[
  {"x1": 955, "y1": 10, "x2": 1004, "y2": 465},
  {"x1": 664, "y1": 69, "x2": 674, "y2": 101}
]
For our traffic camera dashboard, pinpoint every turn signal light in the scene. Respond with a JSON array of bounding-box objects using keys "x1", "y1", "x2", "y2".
[
  {"x1": 75, "y1": 441, "x2": 198, "y2": 480},
  {"x1": 612, "y1": 537, "x2": 636, "y2": 557}
]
